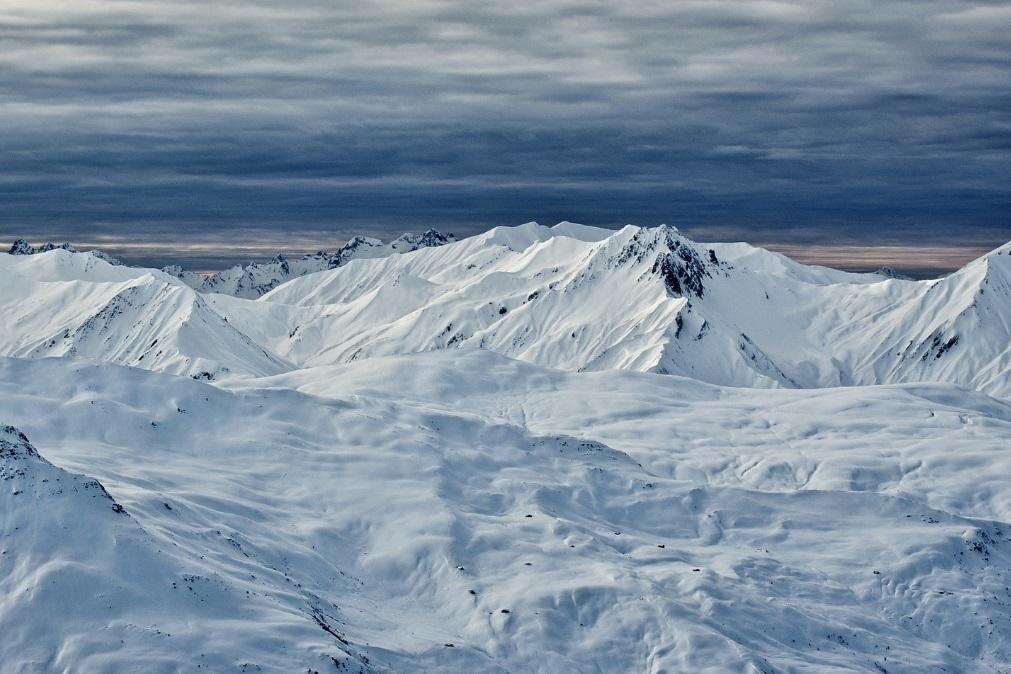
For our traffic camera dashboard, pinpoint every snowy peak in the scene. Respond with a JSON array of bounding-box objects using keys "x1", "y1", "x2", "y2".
[
  {"x1": 0, "y1": 424, "x2": 39, "y2": 462},
  {"x1": 167, "y1": 228, "x2": 457, "y2": 298},
  {"x1": 7, "y1": 239, "x2": 124, "y2": 266},
  {"x1": 874, "y1": 266, "x2": 913, "y2": 280},
  {"x1": 0, "y1": 264, "x2": 288, "y2": 379},
  {"x1": 8, "y1": 239, "x2": 76, "y2": 255},
  {"x1": 328, "y1": 235, "x2": 383, "y2": 268},
  {"x1": 388, "y1": 228, "x2": 457, "y2": 251},
  {"x1": 981, "y1": 241, "x2": 1011, "y2": 282},
  {"x1": 645, "y1": 225, "x2": 718, "y2": 298},
  {"x1": 550, "y1": 220, "x2": 616, "y2": 241},
  {"x1": 597, "y1": 224, "x2": 723, "y2": 299}
]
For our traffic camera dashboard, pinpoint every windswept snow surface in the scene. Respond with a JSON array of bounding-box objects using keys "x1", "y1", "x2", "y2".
[{"x1": 2, "y1": 223, "x2": 1011, "y2": 673}]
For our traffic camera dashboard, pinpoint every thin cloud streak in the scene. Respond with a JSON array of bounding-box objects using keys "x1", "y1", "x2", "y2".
[{"x1": 760, "y1": 244, "x2": 997, "y2": 276}]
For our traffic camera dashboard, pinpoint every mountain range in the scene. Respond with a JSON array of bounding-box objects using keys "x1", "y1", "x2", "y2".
[
  {"x1": 6, "y1": 223, "x2": 1010, "y2": 396},
  {"x1": 3, "y1": 223, "x2": 1011, "y2": 673}
]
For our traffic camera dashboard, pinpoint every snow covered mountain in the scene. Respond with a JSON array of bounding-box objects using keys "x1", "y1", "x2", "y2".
[
  {"x1": 163, "y1": 229, "x2": 457, "y2": 298},
  {"x1": 3, "y1": 223, "x2": 1011, "y2": 672},
  {"x1": 8, "y1": 238, "x2": 77, "y2": 255},
  {"x1": 8, "y1": 237, "x2": 123, "y2": 265},
  {"x1": 0, "y1": 250, "x2": 288, "y2": 379},
  {"x1": 4, "y1": 223, "x2": 1009, "y2": 396},
  {"x1": 243, "y1": 222, "x2": 1011, "y2": 398}
]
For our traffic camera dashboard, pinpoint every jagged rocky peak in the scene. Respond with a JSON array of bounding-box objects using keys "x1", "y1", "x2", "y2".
[
  {"x1": 388, "y1": 228, "x2": 457, "y2": 251},
  {"x1": 640, "y1": 225, "x2": 715, "y2": 299},
  {"x1": 8, "y1": 239, "x2": 76, "y2": 255},
  {"x1": 328, "y1": 229, "x2": 455, "y2": 268},
  {"x1": 656, "y1": 234, "x2": 711, "y2": 298},
  {"x1": 0, "y1": 424, "x2": 39, "y2": 460},
  {"x1": 342, "y1": 235, "x2": 380, "y2": 250},
  {"x1": 605, "y1": 225, "x2": 715, "y2": 298},
  {"x1": 165, "y1": 229, "x2": 461, "y2": 298},
  {"x1": 329, "y1": 235, "x2": 383, "y2": 268},
  {"x1": 8, "y1": 239, "x2": 34, "y2": 255},
  {"x1": 270, "y1": 254, "x2": 291, "y2": 275},
  {"x1": 7, "y1": 238, "x2": 124, "y2": 266},
  {"x1": 89, "y1": 250, "x2": 123, "y2": 266},
  {"x1": 417, "y1": 228, "x2": 457, "y2": 247},
  {"x1": 35, "y1": 241, "x2": 75, "y2": 253},
  {"x1": 874, "y1": 267, "x2": 913, "y2": 280}
]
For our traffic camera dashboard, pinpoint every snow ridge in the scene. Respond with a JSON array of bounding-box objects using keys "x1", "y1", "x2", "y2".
[
  {"x1": 164, "y1": 228, "x2": 457, "y2": 298},
  {"x1": 8, "y1": 238, "x2": 123, "y2": 265}
]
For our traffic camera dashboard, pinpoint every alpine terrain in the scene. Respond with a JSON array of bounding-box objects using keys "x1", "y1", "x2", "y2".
[{"x1": 3, "y1": 223, "x2": 1011, "y2": 673}]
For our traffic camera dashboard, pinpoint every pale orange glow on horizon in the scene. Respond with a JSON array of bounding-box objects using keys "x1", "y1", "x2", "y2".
[{"x1": 3, "y1": 235, "x2": 1004, "y2": 276}]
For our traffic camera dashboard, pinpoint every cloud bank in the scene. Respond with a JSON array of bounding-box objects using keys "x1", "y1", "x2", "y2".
[{"x1": 0, "y1": 0, "x2": 1008, "y2": 250}]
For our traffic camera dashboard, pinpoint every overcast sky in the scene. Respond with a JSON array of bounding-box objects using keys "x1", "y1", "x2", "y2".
[{"x1": 1, "y1": 0, "x2": 1009, "y2": 270}]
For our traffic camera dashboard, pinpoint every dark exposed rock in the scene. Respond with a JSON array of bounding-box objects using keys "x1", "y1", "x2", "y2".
[
  {"x1": 8, "y1": 239, "x2": 76, "y2": 255},
  {"x1": 7, "y1": 239, "x2": 124, "y2": 265},
  {"x1": 8, "y1": 239, "x2": 34, "y2": 255},
  {"x1": 874, "y1": 267, "x2": 913, "y2": 281},
  {"x1": 0, "y1": 425, "x2": 38, "y2": 459},
  {"x1": 653, "y1": 234, "x2": 711, "y2": 299},
  {"x1": 922, "y1": 333, "x2": 960, "y2": 361}
]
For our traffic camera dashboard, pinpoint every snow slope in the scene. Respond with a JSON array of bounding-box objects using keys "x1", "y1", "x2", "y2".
[
  {"x1": 0, "y1": 250, "x2": 288, "y2": 379},
  {"x1": 3, "y1": 355, "x2": 1011, "y2": 672},
  {"x1": 0, "y1": 423, "x2": 363, "y2": 673}
]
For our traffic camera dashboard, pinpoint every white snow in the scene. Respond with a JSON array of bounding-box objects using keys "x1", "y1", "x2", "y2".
[
  {"x1": 2, "y1": 224, "x2": 1011, "y2": 673},
  {"x1": 164, "y1": 229, "x2": 457, "y2": 299}
]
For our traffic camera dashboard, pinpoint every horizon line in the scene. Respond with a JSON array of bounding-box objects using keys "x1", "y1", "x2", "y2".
[{"x1": 2, "y1": 230, "x2": 1005, "y2": 278}]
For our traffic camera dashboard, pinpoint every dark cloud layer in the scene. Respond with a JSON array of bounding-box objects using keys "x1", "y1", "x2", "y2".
[{"x1": 1, "y1": 0, "x2": 1009, "y2": 265}]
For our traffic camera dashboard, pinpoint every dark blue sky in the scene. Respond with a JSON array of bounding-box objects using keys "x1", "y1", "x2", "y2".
[{"x1": 1, "y1": 1, "x2": 1009, "y2": 270}]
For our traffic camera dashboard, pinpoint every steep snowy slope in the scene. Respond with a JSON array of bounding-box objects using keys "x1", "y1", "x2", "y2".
[
  {"x1": 165, "y1": 229, "x2": 456, "y2": 298},
  {"x1": 0, "y1": 250, "x2": 288, "y2": 379},
  {"x1": 665, "y1": 238, "x2": 1011, "y2": 395},
  {"x1": 223, "y1": 223, "x2": 683, "y2": 372},
  {"x1": 3, "y1": 355, "x2": 1011, "y2": 672}
]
